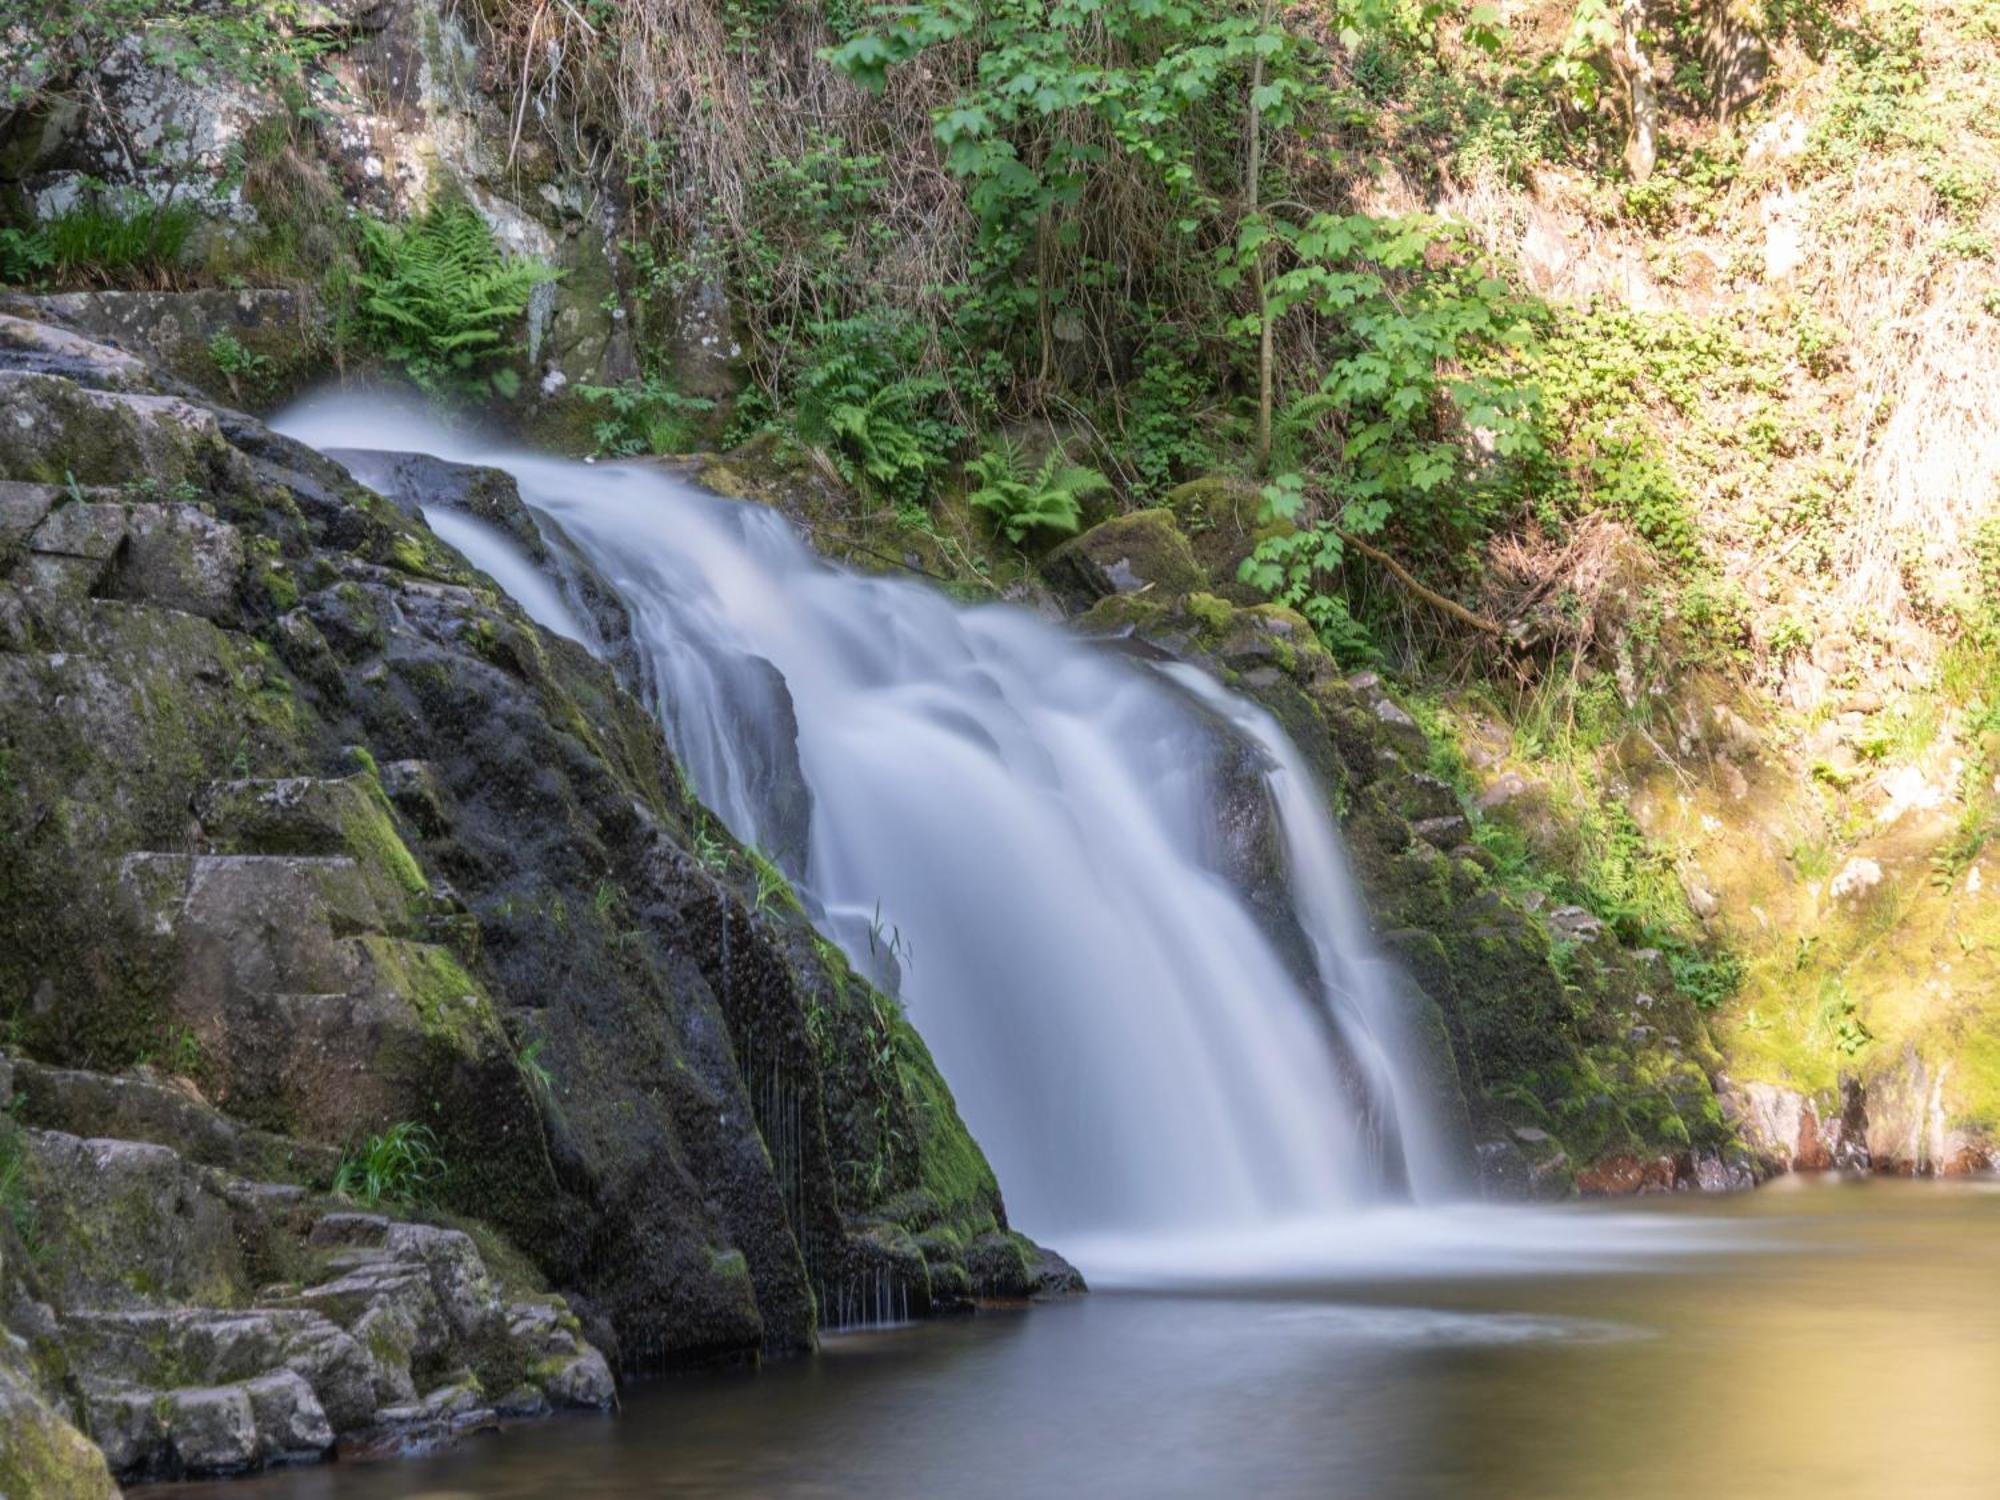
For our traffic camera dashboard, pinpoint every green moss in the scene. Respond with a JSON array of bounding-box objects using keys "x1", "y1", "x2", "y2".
[
  {"x1": 1185, "y1": 591, "x2": 1233, "y2": 634},
  {"x1": 354, "y1": 936, "x2": 500, "y2": 1055},
  {"x1": 339, "y1": 773, "x2": 431, "y2": 908},
  {"x1": 0, "y1": 1382, "x2": 119, "y2": 1500},
  {"x1": 889, "y1": 1017, "x2": 1001, "y2": 1237}
]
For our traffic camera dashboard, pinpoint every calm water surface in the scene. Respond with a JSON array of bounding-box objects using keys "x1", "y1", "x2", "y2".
[{"x1": 157, "y1": 1178, "x2": 2000, "y2": 1500}]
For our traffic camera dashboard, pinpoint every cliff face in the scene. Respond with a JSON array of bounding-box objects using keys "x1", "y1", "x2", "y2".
[{"x1": 0, "y1": 311, "x2": 1066, "y2": 1485}]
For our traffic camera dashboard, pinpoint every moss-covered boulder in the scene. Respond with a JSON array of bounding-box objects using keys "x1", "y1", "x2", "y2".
[{"x1": 1043, "y1": 507, "x2": 1207, "y2": 611}]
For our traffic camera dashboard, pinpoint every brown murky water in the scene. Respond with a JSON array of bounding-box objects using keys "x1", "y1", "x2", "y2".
[{"x1": 151, "y1": 1177, "x2": 2000, "y2": 1499}]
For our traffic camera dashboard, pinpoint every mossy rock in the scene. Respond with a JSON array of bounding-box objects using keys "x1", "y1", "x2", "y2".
[{"x1": 1042, "y1": 507, "x2": 1206, "y2": 610}]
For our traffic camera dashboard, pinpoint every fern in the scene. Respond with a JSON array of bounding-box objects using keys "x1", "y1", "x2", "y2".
[
  {"x1": 966, "y1": 439, "x2": 1110, "y2": 544},
  {"x1": 0, "y1": 227, "x2": 54, "y2": 287},
  {"x1": 794, "y1": 311, "x2": 960, "y2": 506},
  {"x1": 351, "y1": 201, "x2": 557, "y2": 398}
]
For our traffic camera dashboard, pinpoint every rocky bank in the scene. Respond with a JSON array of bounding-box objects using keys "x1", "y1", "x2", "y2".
[{"x1": 0, "y1": 311, "x2": 1072, "y2": 1492}]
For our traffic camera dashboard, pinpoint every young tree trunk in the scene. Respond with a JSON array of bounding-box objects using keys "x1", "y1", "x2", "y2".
[
  {"x1": 1617, "y1": 0, "x2": 1658, "y2": 182},
  {"x1": 1246, "y1": 0, "x2": 1275, "y2": 476}
]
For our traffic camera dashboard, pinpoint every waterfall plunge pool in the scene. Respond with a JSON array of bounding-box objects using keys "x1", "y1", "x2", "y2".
[{"x1": 153, "y1": 1177, "x2": 2000, "y2": 1500}]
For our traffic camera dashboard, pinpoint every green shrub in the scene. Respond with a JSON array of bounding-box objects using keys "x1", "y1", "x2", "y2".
[
  {"x1": 333, "y1": 1121, "x2": 445, "y2": 1205},
  {"x1": 966, "y1": 439, "x2": 1109, "y2": 544},
  {"x1": 351, "y1": 202, "x2": 557, "y2": 399}
]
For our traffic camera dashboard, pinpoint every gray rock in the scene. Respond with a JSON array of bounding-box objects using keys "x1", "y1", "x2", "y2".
[
  {"x1": 117, "y1": 503, "x2": 245, "y2": 621},
  {"x1": 245, "y1": 1369, "x2": 335, "y2": 1461},
  {"x1": 166, "y1": 1384, "x2": 259, "y2": 1473},
  {"x1": 384, "y1": 1222, "x2": 504, "y2": 1342},
  {"x1": 1547, "y1": 906, "x2": 1605, "y2": 943},
  {"x1": 543, "y1": 1349, "x2": 616, "y2": 1410}
]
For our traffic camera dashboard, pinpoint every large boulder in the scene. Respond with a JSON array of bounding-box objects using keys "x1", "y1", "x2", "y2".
[{"x1": 0, "y1": 310, "x2": 1038, "y2": 1425}]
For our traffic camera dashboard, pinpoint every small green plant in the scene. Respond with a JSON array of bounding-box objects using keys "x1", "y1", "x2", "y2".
[
  {"x1": 208, "y1": 330, "x2": 273, "y2": 396},
  {"x1": 747, "y1": 847, "x2": 802, "y2": 916},
  {"x1": 332, "y1": 1122, "x2": 444, "y2": 1205},
  {"x1": 0, "y1": 1111, "x2": 37, "y2": 1252},
  {"x1": 578, "y1": 377, "x2": 715, "y2": 456},
  {"x1": 0, "y1": 226, "x2": 54, "y2": 286},
  {"x1": 966, "y1": 439, "x2": 1110, "y2": 544},
  {"x1": 516, "y1": 1037, "x2": 556, "y2": 1103},
  {"x1": 351, "y1": 201, "x2": 557, "y2": 399},
  {"x1": 1666, "y1": 942, "x2": 1743, "y2": 1012},
  {"x1": 1818, "y1": 977, "x2": 1874, "y2": 1059},
  {"x1": 691, "y1": 818, "x2": 731, "y2": 873},
  {"x1": 867, "y1": 900, "x2": 913, "y2": 971}
]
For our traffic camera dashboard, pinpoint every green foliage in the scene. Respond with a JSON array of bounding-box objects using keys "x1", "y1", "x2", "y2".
[
  {"x1": 351, "y1": 202, "x2": 557, "y2": 399},
  {"x1": 747, "y1": 847, "x2": 802, "y2": 916},
  {"x1": 1666, "y1": 942, "x2": 1744, "y2": 1011},
  {"x1": 28, "y1": 197, "x2": 200, "y2": 285},
  {"x1": 795, "y1": 311, "x2": 961, "y2": 505},
  {"x1": 0, "y1": 227, "x2": 54, "y2": 287},
  {"x1": 1967, "y1": 516, "x2": 2000, "y2": 650},
  {"x1": 207, "y1": 330, "x2": 274, "y2": 397},
  {"x1": 1818, "y1": 976, "x2": 1874, "y2": 1058},
  {"x1": 578, "y1": 377, "x2": 715, "y2": 456},
  {"x1": 208, "y1": 331, "x2": 267, "y2": 379},
  {"x1": 1232, "y1": 212, "x2": 1540, "y2": 649},
  {"x1": 515, "y1": 1037, "x2": 556, "y2": 1104},
  {"x1": 332, "y1": 1122, "x2": 445, "y2": 1206},
  {"x1": 966, "y1": 439, "x2": 1110, "y2": 544},
  {"x1": 1123, "y1": 321, "x2": 1215, "y2": 498},
  {"x1": 0, "y1": 1112, "x2": 37, "y2": 1253}
]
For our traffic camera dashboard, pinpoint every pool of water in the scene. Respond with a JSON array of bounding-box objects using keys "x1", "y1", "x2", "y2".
[{"x1": 153, "y1": 1177, "x2": 2000, "y2": 1499}]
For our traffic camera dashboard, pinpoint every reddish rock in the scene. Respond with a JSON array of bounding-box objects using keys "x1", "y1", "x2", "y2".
[
  {"x1": 1576, "y1": 1156, "x2": 1647, "y2": 1195},
  {"x1": 1794, "y1": 1109, "x2": 1833, "y2": 1172},
  {"x1": 1944, "y1": 1145, "x2": 1994, "y2": 1176}
]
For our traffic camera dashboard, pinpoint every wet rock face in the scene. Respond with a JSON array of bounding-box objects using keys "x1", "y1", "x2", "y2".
[
  {"x1": 0, "y1": 305, "x2": 1047, "y2": 1486},
  {"x1": 1728, "y1": 1066, "x2": 1996, "y2": 1180},
  {"x1": 11, "y1": 290, "x2": 330, "y2": 408}
]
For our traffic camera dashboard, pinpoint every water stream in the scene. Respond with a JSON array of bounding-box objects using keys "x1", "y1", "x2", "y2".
[{"x1": 277, "y1": 396, "x2": 1449, "y2": 1253}]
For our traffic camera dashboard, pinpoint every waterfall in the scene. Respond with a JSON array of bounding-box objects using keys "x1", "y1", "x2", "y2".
[{"x1": 277, "y1": 397, "x2": 1457, "y2": 1251}]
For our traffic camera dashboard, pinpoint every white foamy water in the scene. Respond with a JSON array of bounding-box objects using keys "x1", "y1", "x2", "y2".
[{"x1": 276, "y1": 395, "x2": 1578, "y2": 1268}]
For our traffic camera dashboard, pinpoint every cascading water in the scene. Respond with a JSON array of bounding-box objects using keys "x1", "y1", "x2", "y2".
[{"x1": 277, "y1": 396, "x2": 1459, "y2": 1260}]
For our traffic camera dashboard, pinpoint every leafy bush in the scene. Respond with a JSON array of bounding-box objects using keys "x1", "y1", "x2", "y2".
[
  {"x1": 333, "y1": 1122, "x2": 445, "y2": 1205},
  {"x1": 351, "y1": 202, "x2": 557, "y2": 398},
  {"x1": 966, "y1": 439, "x2": 1110, "y2": 544},
  {"x1": 1124, "y1": 321, "x2": 1214, "y2": 499}
]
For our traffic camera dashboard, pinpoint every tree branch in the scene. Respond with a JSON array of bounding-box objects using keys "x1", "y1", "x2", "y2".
[{"x1": 1336, "y1": 528, "x2": 1512, "y2": 639}]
